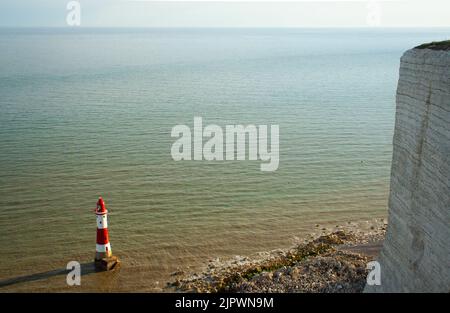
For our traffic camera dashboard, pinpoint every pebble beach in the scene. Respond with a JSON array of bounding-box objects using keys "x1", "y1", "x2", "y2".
[{"x1": 167, "y1": 218, "x2": 387, "y2": 293}]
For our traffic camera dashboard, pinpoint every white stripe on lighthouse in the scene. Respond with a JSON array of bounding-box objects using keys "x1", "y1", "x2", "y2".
[
  {"x1": 96, "y1": 243, "x2": 111, "y2": 253},
  {"x1": 96, "y1": 214, "x2": 108, "y2": 229}
]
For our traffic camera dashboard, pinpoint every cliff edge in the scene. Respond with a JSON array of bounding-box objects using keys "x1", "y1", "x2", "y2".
[{"x1": 365, "y1": 41, "x2": 450, "y2": 292}]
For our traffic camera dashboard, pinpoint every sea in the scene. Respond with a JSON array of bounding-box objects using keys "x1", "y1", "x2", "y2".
[{"x1": 0, "y1": 28, "x2": 448, "y2": 291}]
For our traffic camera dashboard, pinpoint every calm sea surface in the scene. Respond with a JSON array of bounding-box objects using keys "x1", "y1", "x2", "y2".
[{"x1": 0, "y1": 28, "x2": 449, "y2": 291}]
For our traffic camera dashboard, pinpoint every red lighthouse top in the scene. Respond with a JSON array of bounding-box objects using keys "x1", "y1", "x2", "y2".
[{"x1": 96, "y1": 197, "x2": 108, "y2": 215}]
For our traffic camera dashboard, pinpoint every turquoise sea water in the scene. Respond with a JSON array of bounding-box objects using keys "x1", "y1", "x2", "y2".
[{"x1": 0, "y1": 28, "x2": 449, "y2": 291}]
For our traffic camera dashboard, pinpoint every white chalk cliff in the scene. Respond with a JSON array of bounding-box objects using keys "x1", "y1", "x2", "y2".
[{"x1": 365, "y1": 43, "x2": 450, "y2": 292}]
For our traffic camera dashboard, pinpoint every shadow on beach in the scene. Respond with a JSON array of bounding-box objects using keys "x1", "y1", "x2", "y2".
[{"x1": 0, "y1": 262, "x2": 97, "y2": 288}]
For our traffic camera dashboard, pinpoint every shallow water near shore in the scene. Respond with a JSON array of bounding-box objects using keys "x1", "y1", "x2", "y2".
[{"x1": 0, "y1": 28, "x2": 449, "y2": 291}]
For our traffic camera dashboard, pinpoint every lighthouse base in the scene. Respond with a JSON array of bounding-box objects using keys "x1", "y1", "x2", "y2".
[{"x1": 94, "y1": 256, "x2": 120, "y2": 271}]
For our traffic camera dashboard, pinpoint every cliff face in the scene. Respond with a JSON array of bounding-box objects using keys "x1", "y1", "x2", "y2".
[{"x1": 366, "y1": 45, "x2": 450, "y2": 292}]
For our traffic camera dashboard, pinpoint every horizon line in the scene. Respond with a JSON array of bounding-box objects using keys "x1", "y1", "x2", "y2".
[{"x1": 1, "y1": 25, "x2": 450, "y2": 29}]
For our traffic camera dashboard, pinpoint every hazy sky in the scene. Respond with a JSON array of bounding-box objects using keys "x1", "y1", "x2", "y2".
[{"x1": 1, "y1": 0, "x2": 449, "y2": 28}]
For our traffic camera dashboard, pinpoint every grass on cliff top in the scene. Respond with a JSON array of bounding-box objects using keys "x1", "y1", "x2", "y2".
[{"x1": 415, "y1": 40, "x2": 450, "y2": 51}]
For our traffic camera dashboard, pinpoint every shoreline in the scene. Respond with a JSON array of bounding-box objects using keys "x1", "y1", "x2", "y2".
[
  {"x1": 0, "y1": 218, "x2": 387, "y2": 292},
  {"x1": 166, "y1": 218, "x2": 387, "y2": 293}
]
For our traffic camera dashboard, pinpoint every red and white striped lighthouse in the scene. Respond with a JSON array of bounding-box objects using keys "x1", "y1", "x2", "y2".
[{"x1": 95, "y1": 197, "x2": 112, "y2": 260}]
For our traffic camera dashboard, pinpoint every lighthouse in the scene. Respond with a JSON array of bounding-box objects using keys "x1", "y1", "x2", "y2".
[{"x1": 94, "y1": 197, "x2": 119, "y2": 271}]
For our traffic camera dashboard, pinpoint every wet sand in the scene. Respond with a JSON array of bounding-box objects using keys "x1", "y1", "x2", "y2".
[{"x1": 0, "y1": 218, "x2": 386, "y2": 292}]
